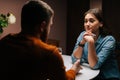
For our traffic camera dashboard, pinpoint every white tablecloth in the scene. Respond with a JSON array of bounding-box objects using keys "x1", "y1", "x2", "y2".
[{"x1": 62, "y1": 55, "x2": 100, "y2": 80}]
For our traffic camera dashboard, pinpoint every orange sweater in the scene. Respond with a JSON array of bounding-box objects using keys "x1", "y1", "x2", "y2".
[{"x1": 0, "y1": 34, "x2": 76, "y2": 80}]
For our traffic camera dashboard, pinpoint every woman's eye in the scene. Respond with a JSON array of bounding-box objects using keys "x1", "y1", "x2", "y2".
[
  {"x1": 84, "y1": 18, "x2": 95, "y2": 23},
  {"x1": 89, "y1": 19, "x2": 95, "y2": 23}
]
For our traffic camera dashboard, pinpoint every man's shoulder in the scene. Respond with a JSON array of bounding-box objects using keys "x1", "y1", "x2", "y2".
[{"x1": 32, "y1": 38, "x2": 60, "y2": 55}]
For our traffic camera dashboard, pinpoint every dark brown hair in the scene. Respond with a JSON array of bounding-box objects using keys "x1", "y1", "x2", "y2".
[{"x1": 21, "y1": 0, "x2": 54, "y2": 33}]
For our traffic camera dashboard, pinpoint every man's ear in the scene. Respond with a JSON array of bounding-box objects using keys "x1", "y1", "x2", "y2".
[
  {"x1": 40, "y1": 21, "x2": 47, "y2": 32},
  {"x1": 41, "y1": 21, "x2": 47, "y2": 28}
]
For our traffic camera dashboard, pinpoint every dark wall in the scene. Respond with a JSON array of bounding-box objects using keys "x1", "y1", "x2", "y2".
[
  {"x1": 102, "y1": 0, "x2": 120, "y2": 42},
  {"x1": 67, "y1": 0, "x2": 90, "y2": 55}
]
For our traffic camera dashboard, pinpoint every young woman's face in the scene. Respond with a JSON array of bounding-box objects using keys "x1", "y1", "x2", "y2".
[{"x1": 84, "y1": 13, "x2": 102, "y2": 33}]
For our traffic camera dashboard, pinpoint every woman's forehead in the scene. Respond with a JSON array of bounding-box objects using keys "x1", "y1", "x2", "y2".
[{"x1": 85, "y1": 13, "x2": 97, "y2": 20}]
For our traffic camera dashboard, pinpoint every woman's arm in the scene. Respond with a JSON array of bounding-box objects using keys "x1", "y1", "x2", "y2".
[
  {"x1": 73, "y1": 40, "x2": 85, "y2": 59},
  {"x1": 71, "y1": 31, "x2": 85, "y2": 63},
  {"x1": 93, "y1": 36, "x2": 116, "y2": 69},
  {"x1": 83, "y1": 31, "x2": 98, "y2": 68},
  {"x1": 87, "y1": 39, "x2": 98, "y2": 68}
]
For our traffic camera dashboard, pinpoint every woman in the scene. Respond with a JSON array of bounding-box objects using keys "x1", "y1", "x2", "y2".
[{"x1": 71, "y1": 8, "x2": 120, "y2": 79}]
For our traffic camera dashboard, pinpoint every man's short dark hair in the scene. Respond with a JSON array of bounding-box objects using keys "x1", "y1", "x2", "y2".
[{"x1": 21, "y1": 0, "x2": 54, "y2": 31}]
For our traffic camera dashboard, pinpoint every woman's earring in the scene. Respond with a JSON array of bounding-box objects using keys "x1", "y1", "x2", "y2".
[{"x1": 100, "y1": 24, "x2": 103, "y2": 27}]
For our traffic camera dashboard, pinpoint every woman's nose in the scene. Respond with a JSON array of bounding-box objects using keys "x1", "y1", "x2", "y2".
[{"x1": 86, "y1": 21, "x2": 90, "y2": 26}]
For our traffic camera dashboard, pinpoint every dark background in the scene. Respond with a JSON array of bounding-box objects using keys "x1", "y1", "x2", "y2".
[{"x1": 67, "y1": 0, "x2": 120, "y2": 55}]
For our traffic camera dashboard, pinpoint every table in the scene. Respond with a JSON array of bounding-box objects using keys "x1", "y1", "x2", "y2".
[{"x1": 62, "y1": 55, "x2": 100, "y2": 80}]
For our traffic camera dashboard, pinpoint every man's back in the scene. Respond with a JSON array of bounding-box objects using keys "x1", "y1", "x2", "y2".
[
  {"x1": 0, "y1": 0, "x2": 81, "y2": 80},
  {"x1": 0, "y1": 34, "x2": 67, "y2": 80}
]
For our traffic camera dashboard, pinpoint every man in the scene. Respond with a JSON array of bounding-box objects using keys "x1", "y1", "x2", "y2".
[{"x1": 0, "y1": 0, "x2": 81, "y2": 80}]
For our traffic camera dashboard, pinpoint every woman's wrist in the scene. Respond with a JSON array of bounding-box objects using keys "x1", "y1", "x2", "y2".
[
  {"x1": 81, "y1": 39, "x2": 86, "y2": 44},
  {"x1": 78, "y1": 42, "x2": 84, "y2": 47},
  {"x1": 78, "y1": 40, "x2": 85, "y2": 47}
]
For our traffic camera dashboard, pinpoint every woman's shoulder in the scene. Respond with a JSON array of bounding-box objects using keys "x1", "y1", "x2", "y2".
[
  {"x1": 104, "y1": 35, "x2": 116, "y2": 41},
  {"x1": 81, "y1": 31, "x2": 85, "y2": 34},
  {"x1": 98, "y1": 35, "x2": 116, "y2": 45},
  {"x1": 78, "y1": 31, "x2": 85, "y2": 36}
]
